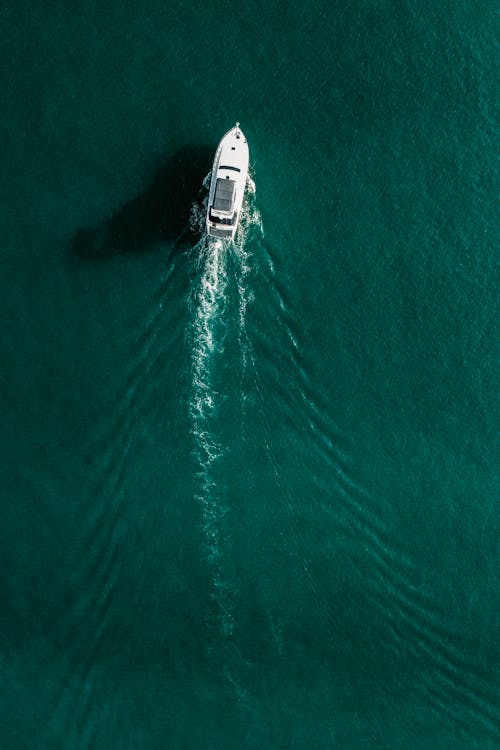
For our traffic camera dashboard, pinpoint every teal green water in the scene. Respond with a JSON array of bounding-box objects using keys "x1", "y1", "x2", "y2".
[{"x1": 1, "y1": 1, "x2": 498, "y2": 747}]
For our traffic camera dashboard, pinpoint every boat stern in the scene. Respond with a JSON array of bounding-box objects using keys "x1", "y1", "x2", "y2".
[{"x1": 206, "y1": 223, "x2": 236, "y2": 240}]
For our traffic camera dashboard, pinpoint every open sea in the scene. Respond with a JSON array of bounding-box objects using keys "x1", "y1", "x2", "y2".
[{"x1": 0, "y1": 1, "x2": 498, "y2": 748}]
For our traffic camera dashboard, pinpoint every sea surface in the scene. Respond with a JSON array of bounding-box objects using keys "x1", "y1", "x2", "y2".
[{"x1": 0, "y1": 1, "x2": 498, "y2": 748}]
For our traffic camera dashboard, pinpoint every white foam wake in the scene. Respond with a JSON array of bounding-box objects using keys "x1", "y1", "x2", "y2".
[
  {"x1": 187, "y1": 236, "x2": 235, "y2": 635},
  {"x1": 188, "y1": 238, "x2": 227, "y2": 493},
  {"x1": 187, "y1": 176, "x2": 264, "y2": 637}
]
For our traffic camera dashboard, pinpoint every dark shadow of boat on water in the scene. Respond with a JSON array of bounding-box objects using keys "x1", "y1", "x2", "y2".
[{"x1": 71, "y1": 145, "x2": 211, "y2": 260}]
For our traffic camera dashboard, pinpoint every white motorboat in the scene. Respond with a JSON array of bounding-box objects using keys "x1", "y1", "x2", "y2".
[{"x1": 206, "y1": 123, "x2": 249, "y2": 240}]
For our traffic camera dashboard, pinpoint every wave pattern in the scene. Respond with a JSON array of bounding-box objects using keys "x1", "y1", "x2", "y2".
[
  {"x1": 222, "y1": 214, "x2": 500, "y2": 743},
  {"x1": 44, "y1": 259, "x2": 183, "y2": 748}
]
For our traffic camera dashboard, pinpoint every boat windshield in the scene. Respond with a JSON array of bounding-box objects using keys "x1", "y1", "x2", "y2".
[{"x1": 220, "y1": 165, "x2": 241, "y2": 172}]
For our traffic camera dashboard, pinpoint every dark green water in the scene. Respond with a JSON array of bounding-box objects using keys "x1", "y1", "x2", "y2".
[{"x1": 1, "y1": 1, "x2": 498, "y2": 747}]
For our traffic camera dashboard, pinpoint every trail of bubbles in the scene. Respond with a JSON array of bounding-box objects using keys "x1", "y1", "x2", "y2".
[
  {"x1": 187, "y1": 235, "x2": 235, "y2": 636},
  {"x1": 187, "y1": 176, "x2": 263, "y2": 637},
  {"x1": 187, "y1": 240, "x2": 227, "y2": 497}
]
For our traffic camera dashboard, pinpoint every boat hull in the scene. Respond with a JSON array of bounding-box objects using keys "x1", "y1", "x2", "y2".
[{"x1": 206, "y1": 124, "x2": 249, "y2": 240}]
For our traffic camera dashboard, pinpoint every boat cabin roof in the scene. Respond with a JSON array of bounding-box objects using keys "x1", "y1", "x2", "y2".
[{"x1": 213, "y1": 178, "x2": 236, "y2": 212}]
